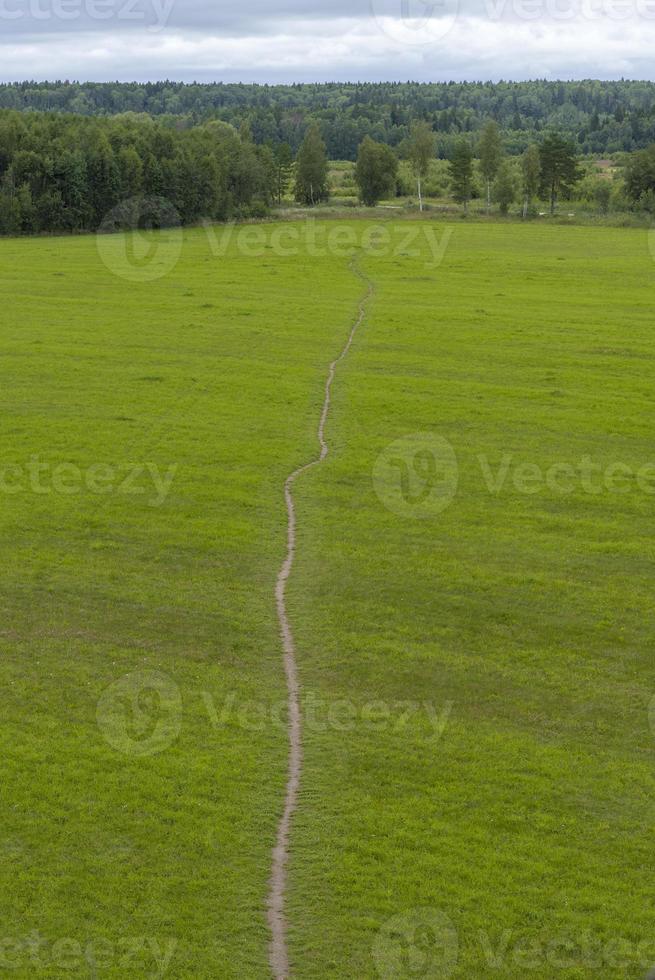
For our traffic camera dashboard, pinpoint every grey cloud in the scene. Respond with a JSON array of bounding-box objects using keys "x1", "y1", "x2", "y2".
[
  {"x1": 0, "y1": 0, "x2": 652, "y2": 82},
  {"x1": 0, "y1": 0, "x2": 371, "y2": 36}
]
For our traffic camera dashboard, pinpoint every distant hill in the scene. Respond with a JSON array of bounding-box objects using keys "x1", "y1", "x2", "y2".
[{"x1": 2, "y1": 79, "x2": 655, "y2": 158}]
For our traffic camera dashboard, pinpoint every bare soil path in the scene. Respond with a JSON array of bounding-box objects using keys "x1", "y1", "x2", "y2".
[{"x1": 267, "y1": 256, "x2": 374, "y2": 979}]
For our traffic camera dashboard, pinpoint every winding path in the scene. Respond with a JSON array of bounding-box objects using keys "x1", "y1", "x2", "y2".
[{"x1": 267, "y1": 256, "x2": 374, "y2": 979}]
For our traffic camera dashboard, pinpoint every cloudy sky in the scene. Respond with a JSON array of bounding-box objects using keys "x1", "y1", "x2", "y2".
[{"x1": 0, "y1": 0, "x2": 653, "y2": 83}]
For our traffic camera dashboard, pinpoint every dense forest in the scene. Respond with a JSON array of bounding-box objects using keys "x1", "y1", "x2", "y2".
[
  {"x1": 3, "y1": 81, "x2": 655, "y2": 236},
  {"x1": 0, "y1": 111, "x2": 277, "y2": 234},
  {"x1": 2, "y1": 80, "x2": 655, "y2": 158}
]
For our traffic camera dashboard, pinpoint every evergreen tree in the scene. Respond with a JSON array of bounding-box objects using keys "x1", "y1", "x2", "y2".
[{"x1": 539, "y1": 133, "x2": 581, "y2": 214}]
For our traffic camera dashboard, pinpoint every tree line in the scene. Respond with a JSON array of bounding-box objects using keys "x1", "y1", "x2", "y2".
[
  {"x1": 314, "y1": 121, "x2": 652, "y2": 216},
  {"x1": 0, "y1": 110, "x2": 277, "y2": 235},
  {"x1": 3, "y1": 108, "x2": 655, "y2": 236},
  {"x1": 3, "y1": 80, "x2": 655, "y2": 158}
]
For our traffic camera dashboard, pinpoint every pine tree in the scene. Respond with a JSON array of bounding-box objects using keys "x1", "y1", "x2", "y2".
[{"x1": 539, "y1": 133, "x2": 581, "y2": 214}]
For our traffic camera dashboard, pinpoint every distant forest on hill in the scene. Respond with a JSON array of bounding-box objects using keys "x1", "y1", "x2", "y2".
[{"x1": 2, "y1": 79, "x2": 655, "y2": 158}]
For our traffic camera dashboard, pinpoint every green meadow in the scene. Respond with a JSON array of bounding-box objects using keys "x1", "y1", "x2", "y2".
[{"x1": 1, "y1": 218, "x2": 654, "y2": 978}]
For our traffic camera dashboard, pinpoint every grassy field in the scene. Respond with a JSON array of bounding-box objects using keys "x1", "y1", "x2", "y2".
[
  {"x1": 2, "y1": 218, "x2": 654, "y2": 978},
  {"x1": 0, "y1": 224, "x2": 361, "y2": 977}
]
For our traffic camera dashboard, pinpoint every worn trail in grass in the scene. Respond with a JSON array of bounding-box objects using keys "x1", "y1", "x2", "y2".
[
  {"x1": 0, "y1": 225, "x2": 362, "y2": 978},
  {"x1": 268, "y1": 256, "x2": 373, "y2": 978},
  {"x1": 285, "y1": 222, "x2": 655, "y2": 978},
  {"x1": 2, "y1": 220, "x2": 654, "y2": 979}
]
